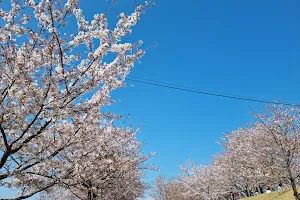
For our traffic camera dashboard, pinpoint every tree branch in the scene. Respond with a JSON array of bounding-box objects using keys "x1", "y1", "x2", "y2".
[
  {"x1": 0, "y1": 124, "x2": 9, "y2": 150},
  {"x1": 0, "y1": 182, "x2": 56, "y2": 200}
]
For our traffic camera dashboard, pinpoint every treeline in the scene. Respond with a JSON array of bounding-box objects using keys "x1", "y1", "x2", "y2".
[{"x1": 151, "y1": 105, "x2": 300, "y2": 200}]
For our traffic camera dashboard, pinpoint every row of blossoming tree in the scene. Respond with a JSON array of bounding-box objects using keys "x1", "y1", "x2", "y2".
[
  {"x1": 0, "y1": 0, "x2": 154, "y2": 199},
  {"x1": 151, "y1": 105, "x2": 300, "y2": 200}
]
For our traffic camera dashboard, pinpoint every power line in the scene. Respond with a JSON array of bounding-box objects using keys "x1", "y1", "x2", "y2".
[
  {"x1": 126, "y1": 76, "x2": 299, "y2": 106},
  {"x1": 128, "y1": 75, "x2": 256, "y2": 98}
]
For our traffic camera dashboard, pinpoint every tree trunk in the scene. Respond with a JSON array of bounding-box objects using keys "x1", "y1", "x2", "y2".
[
  {"x1": 87, "y1": 190, "x2": 97, "y2": 200},
  {"x1": 259, "y1": 186, "x2": 264, "y2": 194},
  {"x1": 290, "y1": 178, "x2": 300, "y2": 200},
  {"x1": 269, "y1": 184, "x2": 272, "y2": 191},
  {"x1": 257, "y1": 186, "x2": 261, "y2": 194},
  {"x1": 288, "y1": 169, "x2": 300, "y2": 200},
  {"x1": 247, "y1": 189, "x2": 251, "y2": 197},
  {"x1": 230, "y1": 192, "x2": 233, "y2": 200},
  {"x1": 88, "y1": 191, "x2": 92, "y2": 200}
]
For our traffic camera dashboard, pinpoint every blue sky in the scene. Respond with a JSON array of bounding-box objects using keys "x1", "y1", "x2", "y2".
[
  {"x1": 2, "y1": 0, "x2": 300, "y2": 198},
  {"x1": 107, "y1": 0, "x2": 300, "y2": 179}
]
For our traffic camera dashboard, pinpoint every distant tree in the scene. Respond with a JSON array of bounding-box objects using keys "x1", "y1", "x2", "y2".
[
  {"x1": 0, "y1": 0, "x2": 154, "y2": 199},
  {"x1": 150, "y1": 176, "x2": 188, "y2": 200},
  {"x1": 177, "y1": 105, "x2": 300, "y2": 200},
  {"x1": 179, "y1": 161, "x2": 229, "y2": 200}
]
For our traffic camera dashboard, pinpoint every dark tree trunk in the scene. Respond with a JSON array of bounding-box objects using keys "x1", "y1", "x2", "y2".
[
  {"x1": 259, "y1": 186, "x2": 264, "y2": 194},
  {"x1": 88, "y1": 191, "x2": 92, "y2": 200},
  {"x1": 257, "y1": 186, "x2": 261, "y2": 194},
  {"x1": 288, "y1": 169, "x2": 300, "y2": 200},
  {"x1": 247, "y1": 189, "x2": 251, "y2": 197},
  {"x1": 87, "y1": 191, "x2": 97, "y2": 200},
  {"x1": 290, "y1": 178, "x2": 300, "y2": 200}
]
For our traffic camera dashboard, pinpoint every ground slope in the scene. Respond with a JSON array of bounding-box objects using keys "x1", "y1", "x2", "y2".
[{"x1": 244, "y1": 189, "x2": 300, "y2": 200}]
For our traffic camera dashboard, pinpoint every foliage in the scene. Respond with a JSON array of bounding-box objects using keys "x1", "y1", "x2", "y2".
[{"x1": 0, "y1": 0, "x2": 154, "y2": 199}]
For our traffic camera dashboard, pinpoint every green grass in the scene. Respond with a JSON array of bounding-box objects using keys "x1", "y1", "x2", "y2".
[{"x1": 243, "y1": 188, "x2": 300, "y2": 200}]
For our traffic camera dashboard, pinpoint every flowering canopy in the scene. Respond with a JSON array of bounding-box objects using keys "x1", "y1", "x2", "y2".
[
  {"x1": 0, "y1": 0, "x2": 153, "y2": 199},
  {"x1": 160, "y1": 105, "x2": 300, "y2": 200}
]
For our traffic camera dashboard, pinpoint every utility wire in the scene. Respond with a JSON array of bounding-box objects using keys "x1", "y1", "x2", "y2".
[
  {"x1": 126, "y1": 76, "x2": 299, "y2": 106},
  {"x1": 128, "y1": 75, "x2": 255, "y2": 98}
]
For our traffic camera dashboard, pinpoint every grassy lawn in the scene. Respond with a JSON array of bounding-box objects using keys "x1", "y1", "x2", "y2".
[{"x1": 243, "y1": 188, "x2": 300, "y2": 200}]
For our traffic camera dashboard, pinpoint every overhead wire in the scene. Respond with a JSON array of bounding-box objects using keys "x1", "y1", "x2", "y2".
[{"x1": 126, "y1": 76, "x2": 299, "y2": 106}]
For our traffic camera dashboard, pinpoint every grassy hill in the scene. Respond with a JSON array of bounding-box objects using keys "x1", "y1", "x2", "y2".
[{"x1": 243, "y1": 188, "x2": 300, "y2": 200}]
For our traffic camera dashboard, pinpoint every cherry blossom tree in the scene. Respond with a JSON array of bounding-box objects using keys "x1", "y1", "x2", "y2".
[
  {"x1": 179, "y1": 161, "x2": 225, "y2": 200},
  {"x1": 29, "y1": 125, "x2": 153, "y2": 200},
  {"x1": 176, "y1": 105, "x2": 300, "y2": 200},
  {"x1": 253, "y1": 105, "x2": 300, "y2": 200},
  {"x1": 150, "y1": 176, "x2": 188, "y2": 200},
  {"x1": 0, "y1": 0, "x2": 154, "y2": 199},
  {"x1": 219, "y1": 127, "x2": 284, "y2": 196}
]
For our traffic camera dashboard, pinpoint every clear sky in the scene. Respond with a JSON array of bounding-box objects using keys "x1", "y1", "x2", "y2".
[
  {"x1": 2, "y1": 0, "x2": 300, "y2": 198},
  {"x1": 106, "y1": 0, "x2": 300, "y2": 180}
]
